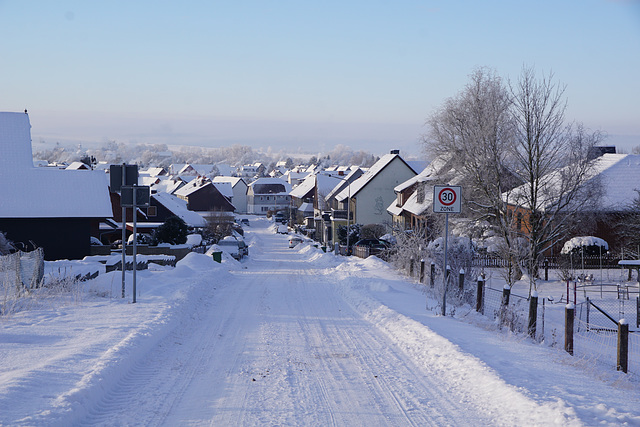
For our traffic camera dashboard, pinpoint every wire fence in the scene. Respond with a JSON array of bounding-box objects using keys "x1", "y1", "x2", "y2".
[
  {"x1": 479, "y1": 281, "x2": 640, "y2": 374},
  {"x1": 1, "y1": 248, "x2": 45, "y2": 315},
  {"x1": 482, "y1": 285, "x2": 547, "y2": 338},
  {"x1": 575, "y1": 300, "x2": 640, "y2": 374}
]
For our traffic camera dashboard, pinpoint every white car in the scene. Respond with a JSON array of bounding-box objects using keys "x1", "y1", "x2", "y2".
[
  {"x1": 217, "y1": 236, "x2": 245, "y2": 260},
  {"x1": 289, "y1": 236, "x2": 304, "y2": 248}
]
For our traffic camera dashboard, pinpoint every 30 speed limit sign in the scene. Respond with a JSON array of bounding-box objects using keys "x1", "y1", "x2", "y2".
[{"x1": 433, "y1": 185, "x2": 461, "y2": 213}]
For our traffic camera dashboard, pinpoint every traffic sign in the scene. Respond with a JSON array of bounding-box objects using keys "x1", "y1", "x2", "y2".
[
  {"x1": 121, "y1": 185, "x2": 150, "y2": 208},
  {"x1": 433, "y1": 185, "x2": 461, "y2": 213}
]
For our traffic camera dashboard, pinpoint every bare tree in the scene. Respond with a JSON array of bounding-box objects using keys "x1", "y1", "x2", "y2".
[
  {"x1": 423, "y1": 67, "x2": 522, "y2": 285},
  {"x1": 508, "y1": 66, "x2": 604, "y2": 293},
  {"x1": 423, "y1": 66, "x2": 604, "y2": 294}
]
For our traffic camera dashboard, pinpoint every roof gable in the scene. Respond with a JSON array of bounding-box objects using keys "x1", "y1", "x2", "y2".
[
  {"x1": 0, "y1": 112, "x2": 112, "y2": 218},
  {"x1": 336, "y1": 154, "x2": 416, "y2": 201}
]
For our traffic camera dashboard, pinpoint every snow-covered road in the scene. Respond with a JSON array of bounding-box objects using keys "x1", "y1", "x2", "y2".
[
  {"x1": 79, "y1": 225, "x2": 508, "y2": 426},
  {"x1": 2, "y1": 217, "x2": 639, "y2": 426}
]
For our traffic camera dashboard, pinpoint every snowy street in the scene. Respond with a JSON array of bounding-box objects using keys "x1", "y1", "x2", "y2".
[{"x1": 1, "y1": 218, "x2": 640, "y2": 426}]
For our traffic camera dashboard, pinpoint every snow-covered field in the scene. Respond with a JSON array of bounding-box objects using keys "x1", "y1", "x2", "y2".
[{"x1": 1, "y1": 217, "x2": 639, "y2": 426}]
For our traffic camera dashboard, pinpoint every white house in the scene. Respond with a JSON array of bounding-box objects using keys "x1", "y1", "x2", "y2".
[
  {"x1": 213, "y1": 176, "x2": 248, "y2": 214},
  {"x1": 247, "y1": 177, "x2": 292, "y2": 214},
  {"x1": 335, "y1": 150, "x2": 417, "y2": 227}
]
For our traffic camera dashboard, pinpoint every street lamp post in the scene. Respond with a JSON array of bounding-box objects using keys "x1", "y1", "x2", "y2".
[{"x1": 333, "y1": 175, "x2": 352, "y2": 256}]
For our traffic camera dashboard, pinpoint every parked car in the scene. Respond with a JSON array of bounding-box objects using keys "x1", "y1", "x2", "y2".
[
  {"x1": 240, "y1": 218, "x2": 250, "y2": 226},
  {"x1": 353, "y1": 239, "x2": 391, "y2": 256},
  {"x1": 289, "y1": 236, "x2": 304, "y2": 248},
  {"x1": 274, "y1": 213, "x2": 287, "y2": 223},
  {"x1": 277, "y1": 224, "x2": 289, "y2": 234},
  {"x1": 217, "y1": 236, "x2": 246, "y2": 260}
]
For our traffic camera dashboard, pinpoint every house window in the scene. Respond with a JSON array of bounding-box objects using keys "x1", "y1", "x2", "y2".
[{"x1": 147, "y1": 206, "x2": 157, "y2": 217}]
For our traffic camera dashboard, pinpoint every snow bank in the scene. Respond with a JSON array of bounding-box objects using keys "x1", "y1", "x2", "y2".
[{"x1": 331, "y1": 258, "x2": 582, "y2": 425}]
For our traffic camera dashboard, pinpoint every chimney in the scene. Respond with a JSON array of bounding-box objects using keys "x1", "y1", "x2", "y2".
[{"x1": 390, "y1": 149, "x2": 400, "y2": 155}]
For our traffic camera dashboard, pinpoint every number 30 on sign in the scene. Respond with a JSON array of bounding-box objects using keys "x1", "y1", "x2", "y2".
[{"x1": 433, "y1": 185, "x2": 461, "y2": 213}]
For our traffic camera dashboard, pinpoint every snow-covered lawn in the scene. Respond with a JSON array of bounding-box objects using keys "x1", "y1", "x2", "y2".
[{"x1": 1, "y1": 217, "x2": 639, "y2": 425}]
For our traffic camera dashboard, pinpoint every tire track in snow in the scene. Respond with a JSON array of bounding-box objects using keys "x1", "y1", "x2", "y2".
[
  {"x1": 74, "y1": 268, "x2": 265, "y2": 426},
  {"x1": 334, "y1": 268, "x2": 582, "y2": 426},
  {"x1": 289, "y1": 265, "x2": 476, "y2": 426}
]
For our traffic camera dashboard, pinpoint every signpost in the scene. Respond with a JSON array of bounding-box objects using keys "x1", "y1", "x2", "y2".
[
  {"x1": 109, "y1": 164, "x2": 143, "y2": 303},
  {"x1": 433, "y1": 185, "x2": 461, "y2": 315},
  {"x1": 121, "y1": 185, "x2": 149, "y2": 304}
]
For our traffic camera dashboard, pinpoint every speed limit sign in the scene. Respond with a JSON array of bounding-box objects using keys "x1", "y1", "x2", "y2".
[{"x1": 433, "y1": 185, "x2": 461, "y2": 213}]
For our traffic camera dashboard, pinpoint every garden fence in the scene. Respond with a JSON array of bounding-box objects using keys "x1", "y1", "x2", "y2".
[{"x1": 1, "y1": 248, "x2": 45, "y2": 315}]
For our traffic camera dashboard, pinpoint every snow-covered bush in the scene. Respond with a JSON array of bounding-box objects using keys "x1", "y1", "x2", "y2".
[
  {"x1": 561, "y1": 236, "x2": 608, "y2": 256},
  {"x1": 360, "y1": 224, "x2": 386, "y2": 240},
  {"x1": 337, "y1": 224, "x2": 361, "y2": 246},
  {"x1": 153, "y1": 216, "x2": 188, "y2": 245}
]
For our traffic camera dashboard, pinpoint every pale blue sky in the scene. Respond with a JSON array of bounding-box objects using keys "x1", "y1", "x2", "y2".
[{"x1": 1, "y1": 1, "x2": 639, "y2": 157}]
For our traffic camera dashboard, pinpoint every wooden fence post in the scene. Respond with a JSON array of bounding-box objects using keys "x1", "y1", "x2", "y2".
[
  {"x1": 544, "y1": 259, "x2": 549, "y2": 281},
  {"x1": 617, "y1": 319, "x2": 629, "y2": 373},
  {"x1": 528, "y1": 292, "x2": 538, "y2": 338},
  {"x1": 409, "y1": 257, "x2": 414, "y2": 277},
  {"x1": 501, "y1": 285, "x2": 511, "y2": 306},
  {"x1": 476, "y1": 276, "x2": 484, "y2": 313},
  {"x1": 565, "y1": 304, "x2": 574, "y2": 355},
  {"x1": 458, "y1": 269, "x2": 465, "y2": 293},
  {"x1": 420, "y1": 259, "x2": 425, "y2": 284},
  {"x1": 430, "y1": 262, "x2": 435, "y2": 288}
]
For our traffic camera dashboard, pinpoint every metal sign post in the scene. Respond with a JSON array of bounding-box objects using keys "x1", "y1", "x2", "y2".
[
  {"x1": 121, "y1": 165, "x2": 127, "y2": 298},
  {"x1": 433, "y1": 185, "x2": 462, "y2": 315},
  {"x1": 132, "y1": 185, "x2": 137, "y2": 303},
  {"x1": 110, "y1": 164, "x2": 138, "y2": 299},
  {"x1": 121, "y1": 185, "x2": 149, "y2": 304}
]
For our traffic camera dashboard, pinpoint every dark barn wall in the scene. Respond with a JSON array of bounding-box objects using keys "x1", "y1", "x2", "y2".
[{"x1": 0, "y1": 218, "x2": 92, "y2": 260}]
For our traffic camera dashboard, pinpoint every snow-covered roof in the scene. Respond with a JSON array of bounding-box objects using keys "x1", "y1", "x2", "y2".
[
  {"x1": 142, "y1": 167, "x2": 166, "y2": 177},
  {"x1": 65, "y1": 161, "x2": 90, "y2": 170},
  {"x1": 174, "y1": 178, "x2": 213, "y2": 198},
  {"x1": 388, "y1": 157, "x2": 464, "y2": 218},
  {"x1": 506, "y1": 153, "x2": 640, "y2": 212},
  {"x1": 249, "y1": 177, "x2": 292, "y2": 195},
  {"x1": 336, "y1": 154, "x2": 415, "y2": 201},
  {"x1": 139, "y1": 176, "x2": 160, "y2": 187},
  {"x1": 151, "y1": 192, "x2": 207, "y2": 227},
  {"x1": 190, "y1": 164, "x2": 217, "y2": 175},
  {"x1": 151, "y1": 178, "x2": 184, "y2": 195},
  {"x1": 325, "y1": 168, "x2": 363, "y2": 202},
  {"x1": 0, "y1": 112, "x2": 113, "y2": 218},
  {"x1": 298, "y1": 202, "x2": 314, "y2": 213},
  {"x1": 316, "y1": 174, "x2": 346, "y2": 196},
  {"x1": 213, "y1": 176, "x2": 245, "y2": 188},
  {"x1": 214, "y1": 163, "x2": 236, "y2": 177},
  {"x1": 394, "y1": 158, "x2": 446, "y2": 192},
  {"x1": 290, "y1": 174, "x2": 316, "y2": 199},
  {"x1": 212, "y1": 182, "x2": 233, "y2": 199}
]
